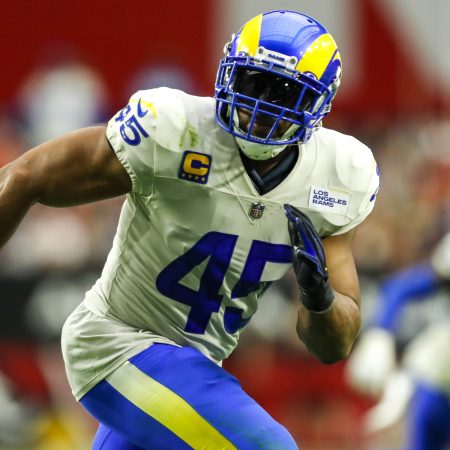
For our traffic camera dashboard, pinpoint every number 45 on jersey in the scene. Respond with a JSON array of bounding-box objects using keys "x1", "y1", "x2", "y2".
[{"x1": 156, "y1": 231, "x2": 292, "y2": 335}]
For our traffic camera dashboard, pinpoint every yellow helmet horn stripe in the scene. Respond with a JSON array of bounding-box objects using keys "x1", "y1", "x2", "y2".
[
  {"x1": 296, "y1": 33, "x2": 340, "y2": 81},
  {"x1": 236, "y1": 14, "x2": 263, "y2": 57}
]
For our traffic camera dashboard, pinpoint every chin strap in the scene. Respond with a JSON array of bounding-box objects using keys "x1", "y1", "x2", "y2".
[
  {"x1": 235, "y1": 136, "x2": 287, "y2": 160},
  {"x1": 232, "y1": 110, "x2": 299, "y2": 160}
]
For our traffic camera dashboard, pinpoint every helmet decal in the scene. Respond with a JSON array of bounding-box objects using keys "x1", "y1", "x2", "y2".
[
  {"x1": 295, "y1": 34, "x2": 340, "y2": 84},
  {"x1": 235, "y1": 14, "x2": 263, "y2": 57}
]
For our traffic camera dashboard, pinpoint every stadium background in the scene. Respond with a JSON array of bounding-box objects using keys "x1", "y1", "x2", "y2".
[{"x1": 0, "y1": 0, "x2": 449, "y2": 448}]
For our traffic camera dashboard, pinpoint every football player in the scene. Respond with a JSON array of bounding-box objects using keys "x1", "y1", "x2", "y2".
[
  {"x1": 0, "y1": 10, "x2": 379, "y2": 449},
  {"x1": 347, "y1": 233, "x2": 450, "y2": 450}
]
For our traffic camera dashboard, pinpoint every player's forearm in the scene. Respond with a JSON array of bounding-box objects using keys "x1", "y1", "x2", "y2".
[
  {"x1": 0, "y1": 162, "x2": 37, "y2": 249},
  {"x1": 297, "y1": 291, "x2": 360, "y2": 364}
]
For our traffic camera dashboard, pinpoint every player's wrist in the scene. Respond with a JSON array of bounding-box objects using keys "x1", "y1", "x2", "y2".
[{"x1": 299, "y1": 279, "x2": 335, "y2": 313}]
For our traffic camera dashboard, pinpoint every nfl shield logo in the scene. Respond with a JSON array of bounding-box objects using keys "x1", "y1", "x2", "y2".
[{"x1": 249, "y1": 202, "x2": 265, "y2": 219}]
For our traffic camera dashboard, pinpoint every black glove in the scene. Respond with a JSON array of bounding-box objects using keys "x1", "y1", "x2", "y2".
[{"x1": 284, "y1": 204, "x2": 334, "y2": 313}]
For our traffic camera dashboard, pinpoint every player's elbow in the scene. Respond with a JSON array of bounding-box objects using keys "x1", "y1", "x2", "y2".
[
  {"x1": 314, "y1": 345, "x2": 352, "y2": 365},
  {"x1": 1, "y1": 159, "x2": 39, "y2": 205},
  {"x1": 301, "y1": 335, "x2": 354, "y2": 365}
]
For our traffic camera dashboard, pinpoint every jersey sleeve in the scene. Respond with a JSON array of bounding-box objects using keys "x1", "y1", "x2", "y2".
[
  {"x1": 107, "y1": 88, "x2": 188, "y2": 195},
  {"x1": 332, "y1": 142, "x2": 380, "y2": 235}
]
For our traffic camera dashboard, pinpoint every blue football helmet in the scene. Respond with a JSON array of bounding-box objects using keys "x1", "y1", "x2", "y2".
[{"x1": 215, "y1": 10, "x2": 342, "y2": 159}]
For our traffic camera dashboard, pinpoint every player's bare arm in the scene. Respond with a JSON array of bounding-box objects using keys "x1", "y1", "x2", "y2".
[
  {"x1": 297, "y1": 228, "x2": 361, "y2": 364},
  {"x1": 285, "y1": 205, "x2": 360, "y2": 364},
  {"x1": 0, "y1": 126, "x2": 131, "y2": 248}
]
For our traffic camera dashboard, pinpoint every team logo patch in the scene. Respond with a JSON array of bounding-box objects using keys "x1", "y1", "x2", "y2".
[
  {"x1": 178, "y1": 151, "x2": 212, "y2": 185},
  {"x1": 249, "y1": 202, "x2": 265, "y2": 219},
  {"x1": 308, "y1": 186, "x2": 350, "y2": 214}
]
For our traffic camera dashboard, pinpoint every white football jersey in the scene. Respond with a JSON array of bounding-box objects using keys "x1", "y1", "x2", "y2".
[{"x1": 62, "y1": 88, "x2": 379, "y2": 399}]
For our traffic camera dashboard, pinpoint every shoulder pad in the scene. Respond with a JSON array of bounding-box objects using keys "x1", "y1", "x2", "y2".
[
  {"x1": 130, "y1": 88, "x2": 214, "y2": 151},
  {"x1": 318, "y1": 128, "x2": 378, "y2": 194},
  {"x1": 308, "y1": 128, "x2": 380, "y2": 234}
]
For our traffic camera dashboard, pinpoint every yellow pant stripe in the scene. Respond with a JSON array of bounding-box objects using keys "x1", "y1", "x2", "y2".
[{"x1": 106, "y1": 361, "x2": 237, "y2": 450}]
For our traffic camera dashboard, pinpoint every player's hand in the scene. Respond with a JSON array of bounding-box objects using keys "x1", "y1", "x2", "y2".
[
  {"x1": 284, "y1": 204, "x2": 334, "y2": 313},
  {"x1": 345, "y1": 327, "x2": 397, "y2": 396}
]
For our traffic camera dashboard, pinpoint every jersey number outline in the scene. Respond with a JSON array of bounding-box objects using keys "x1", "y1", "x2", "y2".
[
  {"x1": 156, "y1": 231, "x2": 292, "y2": 334},
  {"x1": 115, "y1": 99, "x2": 149, "y2": 146}
]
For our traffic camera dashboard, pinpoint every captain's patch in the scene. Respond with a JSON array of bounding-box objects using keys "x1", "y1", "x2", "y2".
[
  {"x1": 309, "y1": 186, "x2": 350, "y2": 214},
  {"x1": 178, "y1": 151, "x2": 212, "y2": 185}
]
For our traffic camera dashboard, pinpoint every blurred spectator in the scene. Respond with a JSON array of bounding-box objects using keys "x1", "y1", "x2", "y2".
[
  {"x1": 346, "y1": 232, "x2": 450, "y2": 450},
  {"x1": 353, "y1": 118, "x2": 450, "y2": 275},
  {"x1": 0, "y1": 371, "x2": 41, "y2": 448},
  {"x1": 16, "y1": 42, "x2": 108, "y2": 147},
  {"x1": 0, "y1": 198, "x2": 123, "y2": 276}
]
